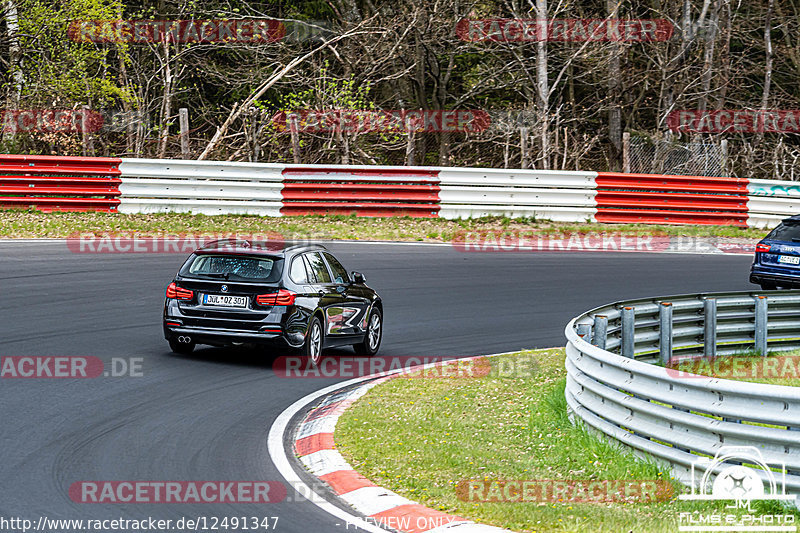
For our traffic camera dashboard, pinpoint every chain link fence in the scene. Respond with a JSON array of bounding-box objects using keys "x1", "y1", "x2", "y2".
[{"x1": 627, "y1": 136, "x2": 725, "y2": 177}]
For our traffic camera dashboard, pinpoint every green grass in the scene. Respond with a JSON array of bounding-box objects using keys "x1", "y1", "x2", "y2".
[
  {"x1": 335, "y1": 349, "x2": 787, "y2": 532},
  {"x1": 0, "y1": 210, "x2": 767, "y2": 241}
]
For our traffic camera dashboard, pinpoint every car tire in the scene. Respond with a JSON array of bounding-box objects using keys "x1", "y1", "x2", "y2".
[
  {"x1": 304, "y1": 316, "x2": 324, "y2": 366},
  {"x1": 353, "y1": 308, "x2": 382, "y2": 356},
  {"x1": 168, "y1": 337, "x2": 195, "y2": 354},
  {"x1": 760, "y1": 281, "x2": 778, "y2": 290}
]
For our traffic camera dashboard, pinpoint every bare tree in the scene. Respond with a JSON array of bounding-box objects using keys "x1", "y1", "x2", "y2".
[{"x1": 757, "y1": 0, "x2": 775, "y2": 144}]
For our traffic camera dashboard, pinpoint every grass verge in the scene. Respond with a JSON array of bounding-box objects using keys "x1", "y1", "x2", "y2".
[
  {"x1": 0, "y1": 210, "x2": 766, "y2": 241},
  {"x1": 335, "y1": 349, "x2": 798, "y2": 532}
]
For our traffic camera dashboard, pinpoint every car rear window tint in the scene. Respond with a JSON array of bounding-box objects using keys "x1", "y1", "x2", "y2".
[
  {"x1": 304, "y1": 252, "x2": 332, "y2": 283},
  {"x1": 768, "y1": 223, "x2": 800, "y2": 242},
  {"x1": 182, "y1": 255, "x2": 282, "y2": 281}
]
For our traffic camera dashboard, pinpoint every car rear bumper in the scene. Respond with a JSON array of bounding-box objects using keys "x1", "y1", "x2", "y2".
[
  {"x1": 163, "y1": 298, "x2": 309, "y2": 348},
  {"x1": 749, "y1": 264, "x2": 800, "y2": 287},
  {"x1": 163, "y1": 323, "x2": 295, "y2": 347}
]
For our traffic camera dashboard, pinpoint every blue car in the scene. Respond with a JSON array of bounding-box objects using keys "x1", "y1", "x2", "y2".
[{"x1": 750, "y1": 214, "x2": 800, "y2": 290}]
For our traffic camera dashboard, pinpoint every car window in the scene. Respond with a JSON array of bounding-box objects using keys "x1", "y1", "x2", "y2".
[
  {"x1": 289, "y1": 255, "x2": 309, "y2": 284},
  {"x1": 323, "y1": 252, "x2": 349, "y2": 283},
  {"x1": 768, "y1": 222, "x2": 800, "y2": 242},
  {"x1": 304, "y1": 252, "x2": 332, "y2": 283},
  {"x1": 181, "y1": 254, "x2": 282, "y2": 282}
]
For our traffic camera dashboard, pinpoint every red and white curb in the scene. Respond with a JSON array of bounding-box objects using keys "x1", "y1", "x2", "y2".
[
  {"x1": 292, "y1": 377, "x2": 508, "y2": 533},
  {"x1": 267, "y1": 357, "x2": 510, "y2": 533}
]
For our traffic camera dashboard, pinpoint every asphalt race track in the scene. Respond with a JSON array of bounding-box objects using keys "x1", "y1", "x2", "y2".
[{"x1": 0, "y1": 241, "x2": 755, "y2": 531}]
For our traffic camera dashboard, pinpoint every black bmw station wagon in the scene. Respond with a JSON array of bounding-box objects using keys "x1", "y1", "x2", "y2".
[{"x1": 163, "y1": 239, "x2": 382, "y2": 364}]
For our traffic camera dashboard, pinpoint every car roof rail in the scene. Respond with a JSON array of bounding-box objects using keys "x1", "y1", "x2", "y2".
[
  {"x1": 282, "y1": 242, "x2": 327, "y2": 252},
  {"x1": 199, "y1": 238, "x2": 253, "y2": 250},
  {"x1": 196, "y1": 238, "x2": 327, "y2": 254}
]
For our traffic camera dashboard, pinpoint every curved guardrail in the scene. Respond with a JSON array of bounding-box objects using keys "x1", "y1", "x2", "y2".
[{"x1": 565, "y1": 290, "x2": 800, "y2": 495}]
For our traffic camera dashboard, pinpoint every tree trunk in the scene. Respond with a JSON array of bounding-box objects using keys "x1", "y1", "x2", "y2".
[
  {"x1": 405, "y1": 122, "x2": 416, "y2": 166},
  {"x1": 157, "y1": 42, "x2": 173, "y2": 159},
  {"x1": 520, "y1": 127, "x2": 530, "y2": 169},
  {"x1": 179, "y1": 108, "x2": 190, "y2": 158},
  {"x1": 3, "y1": 0, "x2": 23, "y2": 140},
  {"x1": 289, "y1": 114, "x2": 302, "y2": 164},
  {"x1": 698, "y1": 0, "x2": 720, "y2": 114},
  {"x1": 535, "y1": 0, "x2": 549, "y2": 169},
  {"x1": 606, "y1": 0, "x2": 622, "y2": 171},
  {"x1": 715, "y1": 0, "x2": 732, "y2": 110},
  {"x1": 757, "y1": 0, "x2": 775, "y2": 143}
]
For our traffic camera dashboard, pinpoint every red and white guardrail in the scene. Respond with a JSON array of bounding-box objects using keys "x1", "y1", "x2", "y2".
[
  {"x1": 0, "y1": 154, "x2": 121, "y2": 212},
  {"x1": 0, "y1": 155, "x2": 797, "y2": 228}
]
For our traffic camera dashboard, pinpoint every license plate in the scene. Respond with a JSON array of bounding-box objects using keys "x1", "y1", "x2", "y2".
[
  {"x1": 203, "y1": 294, "x2": 248, "y2": 307},
  {"x1": 778, "y1": 255, "x2": 800, "y2": 265}
]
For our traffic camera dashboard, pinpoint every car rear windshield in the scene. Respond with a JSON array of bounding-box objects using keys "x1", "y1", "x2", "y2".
[
  {"x1": 180, "y1": 254, "x2": 283, "y2": 282},
  {"x1": 767, "y1": 222, "x2": 800, "y2": 242}
]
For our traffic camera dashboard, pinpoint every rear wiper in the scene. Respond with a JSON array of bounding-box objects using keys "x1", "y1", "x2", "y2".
[{"x1": 200, "y1": 272, "x2": 230, "y2": 279}]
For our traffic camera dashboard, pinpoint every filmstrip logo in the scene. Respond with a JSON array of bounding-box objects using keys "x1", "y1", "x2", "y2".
[
  {"x1": 668, "y1": 109, "x2": 800, "y2": 133},
  {"x1": 67, "y1": 233, "x2": 285, "y2": 254},
  {"x1": 0, "y1": 356, "x2": 143, "y2": 378},
  {"x1": 272, "y1": 355, "x2": 538, "y2": 379},
  {"x1": 1, "y1": 109, "x2": 103, "y2": 133},
  {"x1": 69, "y1": 481, "x2": 286, "y2": 504},
  {"x1": 457, "y1": 18, "x2": 673, "y2": 42},
  {"x1": 271, "y1": 109, "x2": 490, "y2": 133},
  {"x1": 667, "y1": 356, "x2": 800, "y2": 380},
  {"x1": 679, "y1": 446, "x2": 796, "y2": 532},
  {"x1": 456, "y1": 479, "x2": 674, "y2": 503}
]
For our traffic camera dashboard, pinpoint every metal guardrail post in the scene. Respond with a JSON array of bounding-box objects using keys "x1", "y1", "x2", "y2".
[
  {"x1": 754, "y1": 295, "x2": 768, "y2": 356},
  {"x1": 704, "y1": 298, "x2": 717, "y2": 358},
  {"x1": 621, "y1": 306, "x2": 635, "y2": 359},
  {"x1": 577, "y1": 323, "x2": 592, "y2": 344},
  {"x1": 659, "y1": 302, "x2": 673, "y2": 366},
  {"x1": 593, "y1": 315, "x2": 608, "y2": 350}
]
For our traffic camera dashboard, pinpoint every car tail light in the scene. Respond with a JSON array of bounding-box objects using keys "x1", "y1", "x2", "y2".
[
  {"x1": 166, "y1": 282, "x2": 194, "y2": 300},
  {"x1": 755, "y1": 243, "x2": 772, "y2": 253},
  {"x1": 256, "y1": 289, "x2": 296, "y2": 306}
]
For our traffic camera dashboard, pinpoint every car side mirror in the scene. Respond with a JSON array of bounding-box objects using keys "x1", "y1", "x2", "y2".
[{"x1": 351, "y1": 271, "x2": 366, "y2": 284}]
